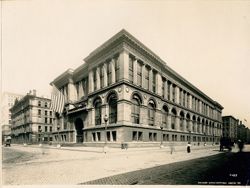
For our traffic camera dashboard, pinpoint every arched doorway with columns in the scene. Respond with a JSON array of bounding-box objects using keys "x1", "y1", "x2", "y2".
[{"x1": 74, "y1": 118, "x2": 84, "y2": 143}]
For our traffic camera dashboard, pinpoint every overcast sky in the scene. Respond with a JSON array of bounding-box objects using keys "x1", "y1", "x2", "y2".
[{"x1": 1, "y1": 0, "x2": 250, "y2": 128}]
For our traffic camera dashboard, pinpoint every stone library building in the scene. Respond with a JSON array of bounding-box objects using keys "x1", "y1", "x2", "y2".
[{"x1": 51, "y1": 29, "x2": 223, "y2": 147}]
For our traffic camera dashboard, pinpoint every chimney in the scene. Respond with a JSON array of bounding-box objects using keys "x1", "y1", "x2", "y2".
[{"x1": 33, "y1": 89, "x2": 36, "y2": 96}]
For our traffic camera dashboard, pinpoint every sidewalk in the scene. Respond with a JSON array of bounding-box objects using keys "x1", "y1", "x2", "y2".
[{"x1": 2, "y1": 144, "x2": 227, "y2": 185}]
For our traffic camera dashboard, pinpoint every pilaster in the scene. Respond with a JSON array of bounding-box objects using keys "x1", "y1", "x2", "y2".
[
  {"x1": 96, "y1": 67, "x2": 100, "y2": 90},
  {"x1": 175, "y1": 116, "x2": 180, "y2": 131},
  {"x1": 133, "y1": 58, "x2": 137, "y2": 85},
  {"x1": 156, "y1": 72, "x2": 162, "y2": 96},
  {"x1": 103, "y1": 64, "x2": 108, "y2": 87},
  {"x1": 88, "y1": 70, "x2": 93, "y2": 93},
  {"x1": 149, "y1": 68, "x2": 153, "y2": 92},
  {"x1": 167, "y1": 115, "x2": 171, "y2": 130},
  {"x1": 111, "y1": 59, "x2": 116, "y2": 84},
  {"x1": 175, "y1": 86, "x2": 179, "y2": 104},
  {"x1": 119, "y1": 51, "x2": 129, "y2": 81}
]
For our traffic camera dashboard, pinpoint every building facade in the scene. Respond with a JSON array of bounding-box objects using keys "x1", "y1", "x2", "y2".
[
  {"x1": 51, "y1": 29, "x2": 223, "y2": 147},
  {"x1": 1, "y1": 92, "x2": 23, "y2": 142},
  {"x1": 222, "y1": 116, "x2": 238, "y2": 143},
  {"x1": 10, "y1": 90, "x2": 54, "y2": 144},
  {"x1": 237, "y1": 121, "x2": 250, "y2": 143}
]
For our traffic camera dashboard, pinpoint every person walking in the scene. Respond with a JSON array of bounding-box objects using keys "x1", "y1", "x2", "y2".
[{"x1": 187, "y1": 142, "x2": 191, "y2": 153}]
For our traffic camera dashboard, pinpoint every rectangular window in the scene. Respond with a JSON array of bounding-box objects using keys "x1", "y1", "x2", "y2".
[
  {"x1": 45, "y1": 110, "x2": 47, "y2": 116},
  {"x1": 50, "y1": 118, "x2": 53, "y2": 124},
  {"x1": 97, "y1": 132, "x2": 101, "y2": 141},
  {"x1": 50, "y1": 126, "x2": 52, "y2": 132},
  {"x1": 152, "y1": 71, "x2": 156, "y2": 93},
  {"x1": 138, "y1": 132, "x2": 143, "y2": 141},
  {"x1": 172, "y1": 85, "x2": 175, "y2": 103},
  {"x1": 45, "y1": 126, "x2": 47, "y2": 132},
  {"x1": 162, "y1": 77, "x2": 166, "y2": 98},
  {"x1": 149, "y1": 132, "x2": 153, "y2": 141},
  {"x1": 167, "y1": 82, "x2": 171, "y2": 100},
  {"x1": 172, "y1": 135, "x2": 175, "y2": 141},
  {"x1": 107, "y1": 131, "x2": 111, "y2": 142},
  {"x1": 38, "y1": 109, "x2": 41, "y2": 116},
  {"x1": 129, "y1": 56, "x2": 133, "y2": 83},
  {"x1": 38, "y1": 101, "x2": 41, "y2": 107},
  {"x1": 137, "y1": 61, "x2": 142, "y2": 86},
  {"x1": 93, "y1": 69, "x2": 97, "y2": 91},
  {"x1": 50, "y1": 111, "x2": 52, "y2": 116},
  {"x1": 132, "y1": 131, "x2": 137, "y2": 141},
  {"x1": 107, "y1": 62, "x2": 112, "y2": 85},
  {"x1": 100, "y1": 65, "x2": 104, "y2": 88},
  {"x1": 45, "y1": 117, "x2": 47, "y2": 124},
  {"x1": 115, "y1": 57, "x2": 119, "y2": 82},
  {"x1": 112, "y1": 131, "x2": 117, "y2": 142},
  {"x1": 163, "y1": 134, "x2": 169, "y2": 141},
  {"x1": 92, "y1": 132, "x2": 96, "y2": 141},
  {"x1": 153, "y1": 133, "x2": 157, "y2": 141},
  {"x1": 145, "y1": 66, "x2": 149, "y2": 90},
  {"x1": 45, "y1": 102, "x2": 48, "y2": 108}
]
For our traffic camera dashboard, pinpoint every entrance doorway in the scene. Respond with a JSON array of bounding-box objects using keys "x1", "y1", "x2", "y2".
[{"x1": 75, "y1": 118, "x2": 84, "y2": 143}]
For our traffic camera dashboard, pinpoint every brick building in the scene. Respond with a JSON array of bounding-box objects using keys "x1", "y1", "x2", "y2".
[
  {"x1": 10, "y1": 90, "x2": 54, "y2": 144},
  {"x1": 222, "y1": 116, "x2": 238, "y2": 143},
  {"x1": 51, "y1": 29, "x2": 223, "y2": 147}
]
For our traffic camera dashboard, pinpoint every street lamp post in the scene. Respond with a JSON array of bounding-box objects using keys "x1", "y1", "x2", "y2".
[
  {"x1": 57, "y1": 126, "x2": 61, "y2": 148},
  {"x1": 160, "y1": 126, "x2": 163, "y2": 148},
  {"x1": 189, "y1": 130, "x2": 191, "y2": 144},
  {"x1": 103, "y1": 114, "x2": 109, "y2": 153},
  {"x1": 204, "y1": 132, "x2": 206, "y2": 146},
  {"x1": 24, "y1": 130, "x2": 27, "y2": 146}
]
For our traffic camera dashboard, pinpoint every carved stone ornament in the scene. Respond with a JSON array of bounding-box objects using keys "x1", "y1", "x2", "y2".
[
  {"x1": 144, "y1": 95, "x2": 147, "y2": 99},
  {"x1": 118, "y1": 87, "x2": 122, "y2": 93},
  {"x1": 126, "y1": 87, "x2": 129, "y2": 93}
]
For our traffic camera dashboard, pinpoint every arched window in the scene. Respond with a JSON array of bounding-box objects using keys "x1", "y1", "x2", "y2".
[
  {"x1": 162, "y1": 106, "x2": 168, "y2": 127},
  {"x1": 131, "y1": 95, "x2": 141, "y2": 124},
  {"x1": 180, "y1": 111, "x2": 185, "y2": 131},
  {"x1": 108, "y1": 93, "x2": 117, "y2": 124},
  {"x1": 148, "y1": 100, "x2": 156, "y2": 126},
  {"x1": 94, "y1": 98, "x2": 102, "y2": 125}
]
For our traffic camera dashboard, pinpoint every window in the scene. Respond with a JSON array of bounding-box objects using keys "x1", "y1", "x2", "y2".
[
  {"x1": 45, "y1": 118, "x2": 47, "y2": 124},
  {"x1": 93, "y1": 69, "x2": 97, "y2": 91},
  {"x1": 97, "y1": 132, "x2": 101, "y2": 141},
  {"x1": 94, "y1": 98, "x2": 102, "y2": 125},
  {"x1": 107, "y1": 62, "x2": 112, "y2": 85},
  {"x1": 112, "y1": 131, "x2": 117, "y2": 142},
  {"x1": 153, "y1": 133, "x2": 157, "y2": 141},
  {"x1": 132, "y1": 131, "x2": 137, "y2": 141},
  {"x1": 45, "y1": 110, "x2": 47, "y2": 116},
  {"x1": 50, "y1": 118, "x2": 53, "y2": 124},
  {"x1": 162, "y1": 77, "x2": 166, "y2": 98},
  {"x1": 137, "y1": 61, "x2": 142, "y2": 86},
  {"x1": 129, "y1": 56, "x2": 134, "y2": 83},
  {"x1": 172, "y1": 85, "x2": 176, "y2": 102},
  {"x1": 92, "y1": 132, "x2": 96, "y2": 141},
  {"x1": 163, "y1": 134, "x2": 169, "y2": 141},
  {"x1": 138, "y1": 131, "x2": 143, "y2": 141},
  {"x1": 149, "y1": 132, "x2": 153, "y2": 141},
  {"x1": 38, "y1": 101, "x2": 41, "y2": 106},
  {"x1": 108, "y1": 93, "x2": 117, "y2": 124},
  {"x1": 45, "y1": 102, "x2": 48, "y2": 108},
  {"x1": 131, "y1": 95, "x2": 141, "y2": 124},
  {"x1": 107, "y1": 131, "x2": 111, "y2": 141},
  {"x1": 100, "y1": 65, "x2": 104, "y2": 88},
  {"x1": 114, "y1": 56, "x2": 119, "y2": 82},
  {"x1": 167, "y1": 82, "x2": 171, "y2": 100},
  {"x1": 38, "y1": 109, "x2": 41, "y2": 116},
  {"x1": 50, "y1": 111, "x2": 52, "y2": 116},
  {"x1": 45, "y1": 126, "x2": 48, "y2": 132},
  {"x1": 148, "y1": 100, "x2": 156, "y2": 126},
  {"x1": 145, "y1": 66, "x2": 149, "y2": 90},
  {"x1": 50, "y1": 126, "x2": 52, "y2": 132},
  {"x1": 132, "y1": 131, "x2": 143, "y2": 141},
  {"x1": 152, "y1": 71, "x2": 156, "y2": 93}
]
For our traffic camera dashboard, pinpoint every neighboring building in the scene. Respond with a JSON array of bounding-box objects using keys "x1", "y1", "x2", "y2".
[
  {"x1": 237, "y1": 121, "x2": 250, "y2": 143},
  {"x1": 1, "y1": 92, "x2": 23, "y2": 142},
  {"x1": 50, "y1": 29, "x2": 223, "y2": 147},
  {"x1": 10, "y1": 90, "x2": 54, "y2": 144},
  {"x1": 222, "y1": 116, "x2": 238, "y2": 143}
]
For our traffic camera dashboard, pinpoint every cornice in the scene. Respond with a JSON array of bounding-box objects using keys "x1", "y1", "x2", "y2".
[{"x1": 50, "y1": 69, "x2": 74, "y2": 88}]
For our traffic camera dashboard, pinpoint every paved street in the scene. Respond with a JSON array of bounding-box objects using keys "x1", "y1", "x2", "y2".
[{"x1": 2, "y1": 144, "x2": 246, "y2": 185}]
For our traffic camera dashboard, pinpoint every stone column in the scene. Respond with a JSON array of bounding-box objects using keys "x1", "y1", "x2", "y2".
[
  {"x1": 133, "y1": 58, "x2": 137, "y2": 85},
  {"x1": 156, "y1": 72, "x2": 162, "y2": 96},
  {"x1": 111, "y1": 59, "x2": 116, "y2": 84},
  {"x1": 119, "y1": 50, "x2": 129, "y2": 81},
  {"x1": 68, "y1": 80, "x2": 77, "y2": 102},
  {"x1": 149, "y1": 68, "x2": 153, "y2": 92},
  {"x1": 101, "y1": 104, "x2": 108, "y2": 125},
  {"x1": 88, "y1": 70, "x2": 93, "y2": 93},
  {"x1": 169, "y1": 83, "x2": 173, "y2": 102},
  {"x1": 175, "y1": 86, "x2": 179, "y2": 104},
  {"x1": 103, "y1": 64, "x2": 108, "y2": 87},
  {"x1": 96, "y1": 67, "x2": 100, "y2": 90},
  {"x1": 188, "y1": 120, "x2": 192, "y2": 132},
  {"x1": 175, "y1": 116, "x2": 180, "y2": 131},
  {"x1": 167, "y1": 115, "x2": 171, "y2": 130},
  {"x1": 179, "y1": 89, "x2": 183, "y2": 106},
  {"x1": 189, "y1": 94, "x2": 192, "y2": 109},
  {"x1": 199, "y1": 101, "x2": 202, "y2": 114},
  {"x1": 164, "y1": 81, "x2": 168, "y2": 99},
  {"x1": 183, "y1": 118, "x2": 187, "y2": 132}
]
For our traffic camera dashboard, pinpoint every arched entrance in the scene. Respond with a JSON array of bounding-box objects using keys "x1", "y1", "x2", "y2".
[{"x1": 75, "y1": 118, "x2": 84, "y2": 143}]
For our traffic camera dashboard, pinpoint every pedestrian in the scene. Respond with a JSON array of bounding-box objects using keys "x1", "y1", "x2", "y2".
[
  {"x1": 187, "y1": 142, "x2": 191, "y2": 153},
  {"x1": 238, "y1": 140, "x2": 244, "y2": 152},
  {"x1": 170, "y1": 142, "x2": 175, "y2": 154}
]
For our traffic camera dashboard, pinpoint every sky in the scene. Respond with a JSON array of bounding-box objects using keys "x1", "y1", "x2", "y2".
[{"x1": 1, "y1": 0, "x2": 250, "y2": 128}]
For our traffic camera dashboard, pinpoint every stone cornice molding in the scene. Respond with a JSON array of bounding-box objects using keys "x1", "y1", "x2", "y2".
[{"x1": 50, "y1": 69, "x2": 74, "y2": 88}]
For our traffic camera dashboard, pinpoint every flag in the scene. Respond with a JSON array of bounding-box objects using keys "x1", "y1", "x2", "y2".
[{"x1": 50, "y1": 84, "x2": 65, "y2": 114}]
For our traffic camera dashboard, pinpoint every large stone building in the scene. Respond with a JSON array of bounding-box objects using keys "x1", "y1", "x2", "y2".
[
  {"x1": 51, "y1": 29, "x2": 223, "y2": 147},
  {"x1": 222, "y1": 115, "x2": 238, "y2": 142},
  {"x1": 10, "y1": 90, "x2": 54, "y2": 144},
  {"x1": 1, "y1": 92, "x2": 23, "y2": 142}
]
